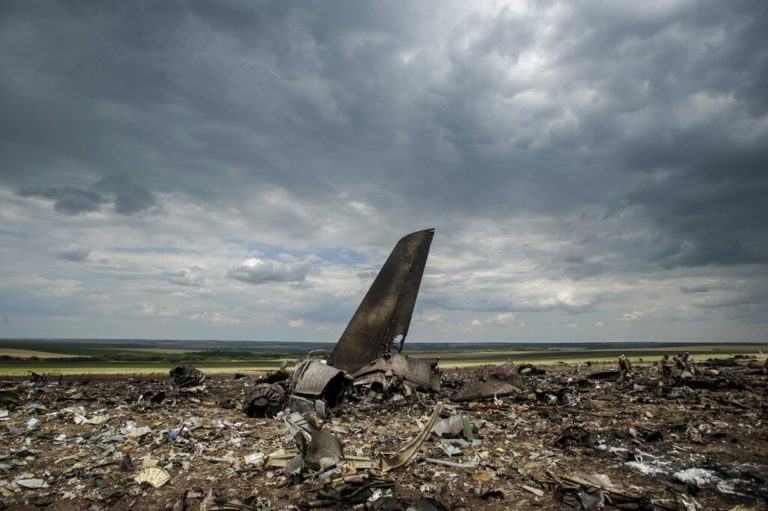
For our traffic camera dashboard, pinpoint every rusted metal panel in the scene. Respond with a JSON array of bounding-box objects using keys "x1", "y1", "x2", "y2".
[{"x1": 329, "y1": 229, "x2": 435, "y2": 373}]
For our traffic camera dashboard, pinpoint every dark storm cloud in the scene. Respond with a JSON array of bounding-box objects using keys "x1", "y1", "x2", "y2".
[
  {"x1": 2, "y1": 0, "x2": 764, "y2": 239},
  {"x1": 623, "y1": 140, "x2": 768, "y2": 268},
  {"x1": 583, "y1": 0, "x2": 768, "y2": 269}
]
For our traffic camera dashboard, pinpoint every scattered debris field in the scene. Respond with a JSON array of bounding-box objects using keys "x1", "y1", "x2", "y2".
[{"x1": 1, "y1": 356, "x2": 766, "y2": 510}]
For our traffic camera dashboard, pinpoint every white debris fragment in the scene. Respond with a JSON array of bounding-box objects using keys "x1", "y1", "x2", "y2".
[
  {"x1": 625, "y1": 461, "x2": 666, "y2": 475},
  {"x1": 16, "y1": 479, "x2": 49, "y2": 489},
  {"x1": 244, "y1": 452, "x2": 265, "y2": 466},
  {"x1": 521, "y1": 484, "x2": 545, "y2": 497},
  {"x1": 89, "y1": 415, "x2": 110, "y2": 425},
  {"x1": 680, "y1": 494, "x2": 702, "y2": 511},
  {"x1": 73, "y1": 413, "x2": 108, "y2": 425},
  {"x1": 133, "y1": 467, "x2": 170, "y2": 488},
  {"x1": 121, "y1": 421, "x2": 152, "y2": 440},
  {"x1": 673, "y1": 468, "x2": 718, "y2": 487}
]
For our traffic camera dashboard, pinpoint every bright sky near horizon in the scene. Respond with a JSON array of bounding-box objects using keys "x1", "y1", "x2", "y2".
[{"x1": 1, "y1": 1, "x2": 766, "y2": 343}]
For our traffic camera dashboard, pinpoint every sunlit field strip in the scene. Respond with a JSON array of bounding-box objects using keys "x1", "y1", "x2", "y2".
[
  {"x1": 88, "y1": 347, "x2": 201, "y2": 354},
  {"x1": 0, "y1": 364, "x2": 276, "y2": 376},
  {"x1": 0, "y1": 349, "x2": 84, "y2": 359}
]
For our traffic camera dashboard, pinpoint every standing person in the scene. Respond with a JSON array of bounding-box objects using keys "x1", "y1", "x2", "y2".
[
  {"x1": 684, "y1": 352, "x2": 696, "y2": 374},
  {"x1": 618, "y1": 354, "x2": 632, "y2": 380},
  {"x1": 661, "y1": 354, "x2": 673, "y2": 383}
]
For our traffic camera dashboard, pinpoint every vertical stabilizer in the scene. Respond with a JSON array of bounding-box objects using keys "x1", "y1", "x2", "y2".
[{"x1": 328, "y1": 229, "x2": 434, "y2": 373}]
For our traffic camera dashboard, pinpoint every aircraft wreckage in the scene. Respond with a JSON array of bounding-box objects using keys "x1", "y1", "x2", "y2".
[
  {"x1": 282, "y1": 228, "x2": 439, "y2": 417},
  {"x1": 237, "y1": 228, "x2": 522, "y2": 419}
]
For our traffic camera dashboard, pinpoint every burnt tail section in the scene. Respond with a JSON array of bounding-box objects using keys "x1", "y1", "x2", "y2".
[{"x1": 328, "y1": 229, "x2": 435, "y2": 373}]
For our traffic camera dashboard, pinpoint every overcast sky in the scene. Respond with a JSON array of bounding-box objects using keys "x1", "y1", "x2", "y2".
[{"x1": 1, "y1": 0, "x2": 766, "y2": 343}]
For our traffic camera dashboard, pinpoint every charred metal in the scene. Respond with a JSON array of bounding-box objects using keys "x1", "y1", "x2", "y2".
[{"x1": 284, "y1": 229, "x2": 440, "y2": 411}]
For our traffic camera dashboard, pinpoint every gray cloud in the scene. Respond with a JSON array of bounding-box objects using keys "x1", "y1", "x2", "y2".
[
  {"x1": 95, "y1": 176, "x2": 157, "y2": 215},
  {"x1": 55, "y1": 246, "x2": 91, "y2": 263},
  {"x1": 694, "y1": 286, "x2": 768, "y2": 309},
  {"x1": 227, "y1": 258, "x2": 311, "y2": 285},
  {"x1": 680, "y1": 285, "x2": 709, "y2": 294},
  {"x1": 16, "y1": 176, "x2": 156, "y2": 216},
  {"x1": 164, "y1": 267, "x2": 205, "y2": 287},
  {"x1": 17, "y1": 187, "x2": 106, "y2": 215}
]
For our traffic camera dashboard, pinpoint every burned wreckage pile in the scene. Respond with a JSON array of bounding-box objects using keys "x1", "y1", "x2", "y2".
[
  {"x1": 243, "y1": 229, "x2": 442, "y2": 423},
  {"x1": 1, "y1": 230, "x2": 767, "y2": 510}
]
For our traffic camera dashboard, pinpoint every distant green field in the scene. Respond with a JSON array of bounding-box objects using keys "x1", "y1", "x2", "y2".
[
  {"x1": 1, "y1": 339, "x2": 765, "y2": 376},
  {"x1": 0, "y1": 344, "x2": 295, "y2": 363},
  {"x1": 1, "y1": 348, "x2": 764, "y2": 376}
]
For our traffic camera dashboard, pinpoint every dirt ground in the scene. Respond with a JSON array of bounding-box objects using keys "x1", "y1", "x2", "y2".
[{"x1": 1, "y1": 358, "x2": 766, "y2": 510}]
